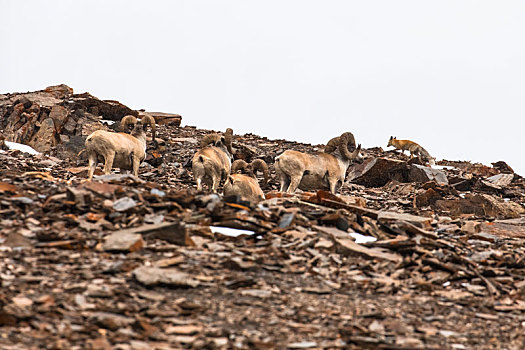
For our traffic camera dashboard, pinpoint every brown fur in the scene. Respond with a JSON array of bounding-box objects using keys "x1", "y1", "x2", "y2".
[
  {"x1": 224, "y1": 174, "x2": 265, "y2": 202},
  {"x1": 120, "y1": 115, "x2": 138, "y2": 133},
  {"x1": 231, "y1": 159, "x2": 249, "y2": 174},
  {"x1": 388, "y1": 136, "x2": 434, "y2": 165},
  {"x1": 121, "y1": 114, "x2": 156, "y2": 141},
  {"x1": 324, "y1": 132, "x2": 356, "y2": 154},
  {"x1": 224, "y1": 159, "x2": 269, "y2": 201},
  {"x1": 192, "y1": 134, "x2": 233, "y2": 192},
  {"x1": 231, "y1": 159, "x2": 269, "y2": 186},
  {"x1": 200, "y1": 128, "x2": 233, "y2": 154},
  {"x1": 139, "y1": 114, "x2": 156, "y2": 141},
  {"x1": 85, "y1": 122, "x2": 147, "y2": 180},
  {"x1": 275, "y1": 132, "x2": 362, "y2": 194}
]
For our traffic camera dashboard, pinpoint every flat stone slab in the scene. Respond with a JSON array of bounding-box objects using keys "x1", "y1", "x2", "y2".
[
  {"x1": 133, "y1": 266, "x2": 200, "y2": 288},
  {"x1": 103, "y1": 231, "x2": 144, "y2": 252},
  {"x1": 377, "y1": 211, "x2": 433, "y2": 229}
]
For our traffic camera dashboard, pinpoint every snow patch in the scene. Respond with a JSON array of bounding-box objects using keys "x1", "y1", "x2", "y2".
[
  {"x1": 350, "y1": 232, "x2": 377, "y2": 244},
  {"x1": 3, "y1": 141, "x2": 40, "y2": 155},
  {"x1": 431, "y1": 165, "x2": 456, "y2": 170},
  {"x1": 210, "y1": 226, "x2": 254, "y2": 237}
]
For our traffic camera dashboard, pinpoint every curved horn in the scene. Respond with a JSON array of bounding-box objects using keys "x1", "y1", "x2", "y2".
[
  {"x1": 121, "y1": 115, "x2": 138, "y2": 132},
  {"x1": 224, "y1": 128, "x2": 233, "y2": 154},
  {"x1": 338, "y1": 132, "x2": 357, "y2": 160},
  {"x1": 231, "y1": 159, "x2": 249, "y2": 173},
  {"x1": 350, "y1": 144, "x2": 362, "y2": 160},
  {"x1": 200, "y1": 134, "x2": 220, "y2": 148},
  {"x1": 324, "y1": 136, "x2": 340, "y2": 153},
  {"x1": 251, "y1": 159, "x2": 269, "y2": 186},
  {"x1": 140, "y1": 114, "x2": 156, "y2": 141}
]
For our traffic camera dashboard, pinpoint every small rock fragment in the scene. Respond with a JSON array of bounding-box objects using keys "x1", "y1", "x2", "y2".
[
  {"x1": 103, "y1": 232, "x2": 144, "y2": 252},
  {"x1": 133, "y1": 266, "x2": 200, "y2": 288}
]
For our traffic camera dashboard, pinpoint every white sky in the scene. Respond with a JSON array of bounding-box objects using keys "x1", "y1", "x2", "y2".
[{"x1": 2, "y1": 1, "x2": 524, "y2": 174}]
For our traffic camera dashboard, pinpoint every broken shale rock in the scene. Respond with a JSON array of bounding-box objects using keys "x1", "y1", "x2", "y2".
[
  {"x1": 103, "y1": 231, "x2": 144, "y2": 252},
  {"x1": 115, "y1": 222, "x2": 195, "y2": 246},
  {"x1": 2, "y1": 85, "x2": 525, "y2": 349},
  {"x1": 485, "y1": 173, "x2": 514, "y2": 188},
  {"x1": 28, "y1": 118, "x2": 57, "y2": 152},
  {"x1": 409, "y1": 164, "x2": 448, "y2": 185},
  {"x1": 377, "y1": 211, "x2": 433, "y2": 229},
  {"x1": 0, "y1": 84, "x2": 183, "y2": 158},
  {"x1": 133, "y1": 266, "x2": 200, "y2": 288},
  {"x1": 314, "y1": 226, "x2": 402, "y2": 263},
  {"x1": 436, "y1": 193, "x2": 524, "y2": 219},
  {"x1": 347, "y1": 157, "x2": 407, "y2": 187}
]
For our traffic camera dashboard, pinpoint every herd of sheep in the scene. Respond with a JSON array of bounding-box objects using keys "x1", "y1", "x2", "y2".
[{"x1": 84, "y1": 114, "x2": 434, "y2": 201}]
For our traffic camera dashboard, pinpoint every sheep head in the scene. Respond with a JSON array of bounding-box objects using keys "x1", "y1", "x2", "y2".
[
  {"x1": 251, "y1": 159, "x2": 269, "y2": 186},
  {"x1": 121, "y1": 115, "x2": 138, "y2": 133},
  {"x1": 232, "y1": 159, "x2": 269, "y2": 186},
  {"x1": 338, "y1": 132, "x2": 361, "y2": 161},
  {"x1": 201, "y1": 128, "x2": 233, "y2": 155},
  {"x1": 231, "y1": 159, "x2": 249, "y2": 174},
  {"x1": 139, "y1": 114, "x2": 157, "y2": 141},
  {"x1": 324, "y1": 132, "x2": 356, "y2": 154},
  {"x1": 131, "y1": 119, "x2": 145, "y2": 138}
]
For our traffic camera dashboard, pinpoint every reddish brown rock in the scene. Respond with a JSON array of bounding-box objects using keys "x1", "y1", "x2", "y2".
[
  {"x1": 28, "y1": 118, "x2": 57, "y2": 152},
  {"x1": 408, "y1": 164, "x2": 448, "y2": 185},
  {"x1": 133, "y1": 266, "x2": 200, "y2": 287},
  {"x1": 436, "y1": 193, "x2": 524, "y2": 219},
  {"x1": 147, "y1": 111, "x2": 182, "y2": 126},
  {"x1": 485, "y1": 173, "x2": 514, "y2": 188},
  {"x1": 48, "y1": 105, "x2": 69, "y2": 133},
  {"x1": 347, "y1": 157, "x2": 407, "y2": 187},
  {"x1": 377, "y1": 210, "x2": 433, "y2": 229},
  {"x1": 414, "y1": 188, "x2": 443, "y2": 207},
  {"x1": 44, "y1": 84, "x2": 74, "y2": 99},
  {"x1": 103, "y1": 231, "x2": 144, "y2": 252},
  {"x1": 491, "y1": 161, "x2": 514, "y2": 174}
]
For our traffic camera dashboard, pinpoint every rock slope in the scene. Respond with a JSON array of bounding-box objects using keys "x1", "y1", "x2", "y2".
[{"x1": 1, "y1": 86, "x2": 525, "y2": 349}]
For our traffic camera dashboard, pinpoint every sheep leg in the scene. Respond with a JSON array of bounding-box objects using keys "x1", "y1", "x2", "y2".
[
  {"x1": 196, "y1": 177, "x2": 203, "y2": 191},
  {"x1": 280, "y1": 178, "x2": 290, "y2": 192},
  {"x1": 329, "y1": 178, "x2": 338, "y2": 194},
  {"x1": 132, "y1": 155, "x2": 140, "y2": 177},
  {"x1": 278, "y1": 172, "x2": 290, "y2": 192},
  {"x1": 87, "y1": 152, "x2": 97, "y2": 181},
  {"x1": 287, "y1": 176, "x2": 301, "y2": 193},
  {"x1": 103, "y1": 151, "x2": 115, "y2": 174},
  {"x1": 211, "y1": 174, "x2": 220, "y2": 193}
]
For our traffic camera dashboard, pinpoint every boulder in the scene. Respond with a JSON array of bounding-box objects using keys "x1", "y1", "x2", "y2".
[
  {"x1": 491, "y1": 161, "x2": 514, "y2": 174},
  {"x1": 49, "y1": 105, "x2": 69, "y2": 133},
  {"x1": 70, "y1": 93, "x2": 137, "y2": 121},
  {"x1": 409, "y1": 164, "x2": 448, "y2": 185},
  {"x1": 436, "y1": 193, "x2": 525, "y2": 219},
  {"x1": 146, "y1": 111, "x2": 182, "y2": 126},
  {"x1": 28, "y1": 118, "x2": 57, "y2": 152},
  {"x1": 103, "y1": 231, "x2": 144, "y2": 252},
  {"x1": 347, "y1": 158, "x2": 407, "y2": 187},
  {"x1": 78, "y1": 117, "x2": 107, "y2": 136},
  {"x1": 44, "y1": 84, "x2": 74, "y2": 99},
  {"x1": 414, "y1": 188, "x2": 443, "y2": 207},
  {"x1": 485, "y1": 173, "x2": 514, "y2": 188}
]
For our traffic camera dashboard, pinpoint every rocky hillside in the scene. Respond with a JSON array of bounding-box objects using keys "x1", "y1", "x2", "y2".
[{"x1": 1, "y1": 86, "x2": 525, "y2": 349}]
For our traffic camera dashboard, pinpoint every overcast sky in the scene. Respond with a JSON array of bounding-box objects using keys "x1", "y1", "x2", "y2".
[{"x1": 2, "y1": 1, "x2": 524, "y2": 174}]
